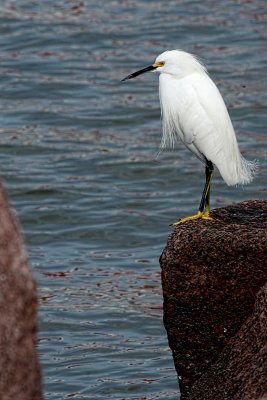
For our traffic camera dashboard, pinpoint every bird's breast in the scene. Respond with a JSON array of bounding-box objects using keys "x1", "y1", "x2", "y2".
[{"x1": 159, "y1": 74, "x2": 193, "y2": 141}]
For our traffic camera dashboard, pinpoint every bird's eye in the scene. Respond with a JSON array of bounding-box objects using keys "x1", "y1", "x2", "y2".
[{"x1": 153, "y1": 61, "x2": 165, "y2": 68}]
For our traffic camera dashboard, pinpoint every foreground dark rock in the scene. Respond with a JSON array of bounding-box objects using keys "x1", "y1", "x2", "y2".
[
  {"x1": 160, "y1": 200, "x2": 267, "y2": 399},
  {"x1": 188, "y1": 283, "x2": 267, "y2": 400},
  {"x1": 0, "y1": 184, "x2": 43, "y2": 399}
]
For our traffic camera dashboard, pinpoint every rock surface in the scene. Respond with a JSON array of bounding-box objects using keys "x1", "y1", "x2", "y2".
[
  {"x1": 188, "y1": 283, "x2": 267, "y2": 400},
  {"x1": 160, "y1": 200, "x2": 267, "y2": 399},
  {"x1": 0, "y1": 184, "x2": 43, "y2": 399}
]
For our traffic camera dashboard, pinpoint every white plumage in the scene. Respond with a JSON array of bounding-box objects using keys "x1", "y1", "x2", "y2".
[{"x1": 157, "y1": 50, "x2": 256, "y2": 186}]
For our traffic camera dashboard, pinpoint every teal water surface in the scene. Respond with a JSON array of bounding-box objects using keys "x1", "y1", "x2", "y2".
[{"x1": 0, "y1": 1, "x2": 266, "y2": 399}]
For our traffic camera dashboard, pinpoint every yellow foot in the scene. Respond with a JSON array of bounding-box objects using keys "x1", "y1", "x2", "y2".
[{"x1": 172, "y1": 211, "x2": 213, "y2": 227}]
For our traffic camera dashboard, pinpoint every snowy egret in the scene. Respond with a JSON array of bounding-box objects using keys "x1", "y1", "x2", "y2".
[{"x1": 122, "y1": 50, "x2": 256, "y2": 226}]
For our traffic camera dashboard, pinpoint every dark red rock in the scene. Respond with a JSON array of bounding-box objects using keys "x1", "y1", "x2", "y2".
[
  {"x1": 188, "y1": 283, "x2": 267, "y2": 400},
  {"x1": 160, "y1": 200, "x2": 267, "y2": 399},
  {"x1": 0, "y1": 184, "x2": 43, "y2": 399}
]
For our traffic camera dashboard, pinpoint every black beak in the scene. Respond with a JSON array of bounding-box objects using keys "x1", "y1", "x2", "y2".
[{"x1": 121, "y1": 65, "x2": 157, "y2": 82}]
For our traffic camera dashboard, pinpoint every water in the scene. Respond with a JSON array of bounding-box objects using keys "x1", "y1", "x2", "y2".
[{"x1": 0, "y1": 1, "x2": 266, "y2": 399}]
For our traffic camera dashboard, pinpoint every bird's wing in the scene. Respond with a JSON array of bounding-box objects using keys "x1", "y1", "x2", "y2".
[
  {"x1": 161, "y1": 72, "x2": 255, "y2": 186},
  {"x1": 177, "y1": 73, "x2": 237, "y2": 166}
]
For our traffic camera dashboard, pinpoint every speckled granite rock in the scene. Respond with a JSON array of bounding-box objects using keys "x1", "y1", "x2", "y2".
[
  {"x1": 188, "y1": 282, "x2": 267, "y2": 400},
  {"x1": 0, "y1": 184, "x2": 43, "y2": 399},
  {"x1": 160, "y1": 200, "x2": 267, "y2": 399}
]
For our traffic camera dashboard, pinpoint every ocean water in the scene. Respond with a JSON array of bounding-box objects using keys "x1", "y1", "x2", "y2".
[{"x1": 0, "y1": 1, "x2": 266, "y2": 399}]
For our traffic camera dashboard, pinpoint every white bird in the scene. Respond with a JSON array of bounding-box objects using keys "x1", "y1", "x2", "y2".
[{"x1": 122, "y1": 50, "x2": 257, "y2": 226}]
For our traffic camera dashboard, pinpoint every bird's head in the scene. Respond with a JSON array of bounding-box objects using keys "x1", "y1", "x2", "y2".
[{"x1": 122, "y1": 50, "x2": 206, "y2": 81}]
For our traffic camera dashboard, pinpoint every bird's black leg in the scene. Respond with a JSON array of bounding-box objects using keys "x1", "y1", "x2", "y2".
[
  {"x1": 199, "y1": 160, "x2": 214, "y2": 215},
  {"x1": 172, "y1": 160, "x2": 214, "y2": 226}
]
